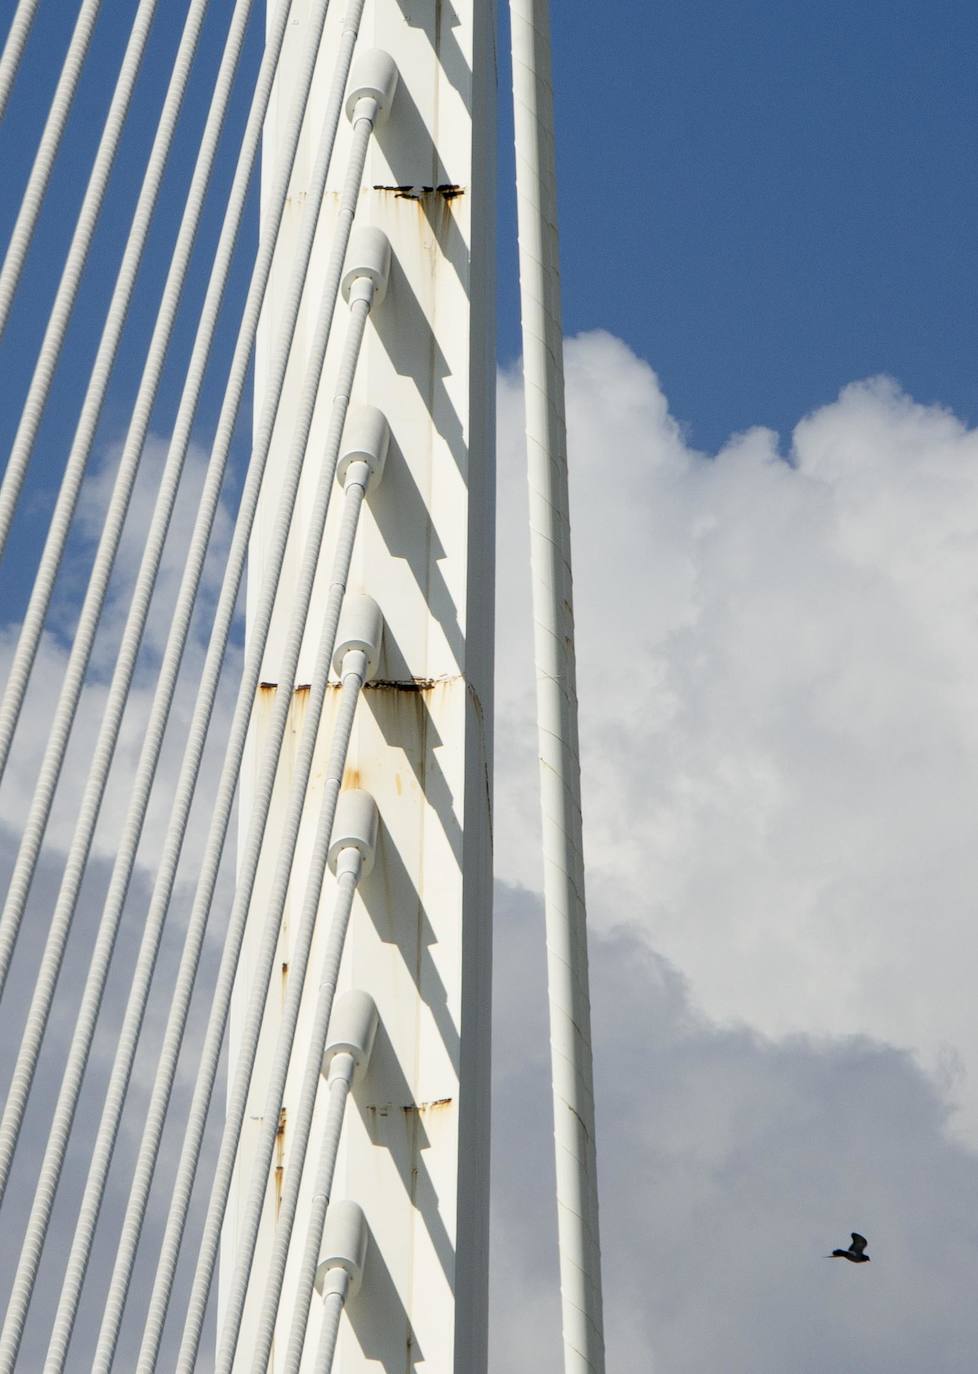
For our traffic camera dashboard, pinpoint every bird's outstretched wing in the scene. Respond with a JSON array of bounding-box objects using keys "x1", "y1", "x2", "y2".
[{"x1": 850, "y1": 1233, "x2": 868, "y2": 1254}]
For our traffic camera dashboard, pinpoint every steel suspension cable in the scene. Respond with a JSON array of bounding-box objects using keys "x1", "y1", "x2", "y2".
[
  {"x1": 215, "y1": 460, "x2": 380, "y2": 1373},
  {"x1": 304, "y1": 1201, "x2": 367, "y2": 1374},
  {"x1": 46, "y1": 5, "x2": 366, "y2": 1361},
  {"x1": 81, "y1": 9, "x2": 370, "y2": 1370},
  {"x1": 35, "y1": 4, "x2": 283, "y2": 1367},
  {"x1": 0, "y1": 0, "x2": 218, "y2": 996},
  {"x1": 158, "y1": 621, "x2": 371, "y2": 1373},
  {"x1": 197, "y1": 636, "x2": 371, "y2": 1374},
  {"x1": 0, "y1": 0, "x2": 40, "y2": 119},
  {"x1": 158, "y1": 233, "x2": 382, "y2": 1367},
  {"x1": 0, "y1": 0, "x2": 357, "y2": 977},
  {"x1": 0, "y1": 0, "x2": 257, "y2": 1217},
  {"x1": 0, "y1": 0, "x2": 104, "y2": 332},
  {"x1": 240, "y1": 467, "x2": 384, "y2": 1374},
  {"x1": 0, "y1": 0, "x2": 156, "y2": 554},
  {"x1": 312, "y1": 1275, "x2": 350, "y2": 1374},
  {"x1": 0, "y1": 6, "x2": 288, "y2": 1353},
  {"x1": 0, "y1": 0, "x2": 326, "y2": 1009},
  {"x1": 0, "y1": 0, "x2": 202, "y2": 777},
  {"x1": 128, "y1": 109, "x2": 386, "y2": 1371},
  {"x1": 274, "y1": 875, "x2": 363, "y2": 1373}
]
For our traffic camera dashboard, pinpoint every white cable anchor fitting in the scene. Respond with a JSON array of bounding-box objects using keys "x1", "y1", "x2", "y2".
[
  {"x1": 333, "y1": 593, "x2": 384, "y2": 682},
  {"x1": 345, "y1": 49, "x2": 398, "y2": 127},
  {"x1": 337, "y1": 406, "x2": 390, "y2": 495},
  {"x1": 255, "y1": 801, "x2": 380, "y2": 1373},
  {"x1": 322, "y1": 988, "x2": 380, "y2": 1085},
  {"x1": 315, "y1": 1199, "x2": 369, "y2": 1300},
  {"x1": 327, "y1": 789, "x2": 380, "y2": 877},
  {"x1": 311, "y1": 1200, "x2": 369, "y2": 1371},
  {"x1": 341, "y1": 228, "x2": 392, "y2": 308}
]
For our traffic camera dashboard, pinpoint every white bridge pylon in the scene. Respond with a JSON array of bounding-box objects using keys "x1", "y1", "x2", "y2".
[
  {"x1": 228, "y1": 1, "x2": 494, "y2": 1367},
  {"x1": 0, "y1": 0, "x2": 602, "y2": 1369}
]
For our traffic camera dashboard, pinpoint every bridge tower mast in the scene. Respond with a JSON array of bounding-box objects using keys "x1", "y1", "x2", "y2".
[{"x1": 228, "y1": 1, "x2": 495, "y2": 1368}]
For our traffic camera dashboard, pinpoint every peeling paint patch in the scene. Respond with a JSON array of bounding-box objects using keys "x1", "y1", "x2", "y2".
[
  {"x1": 366, "y1": 676, "x2": 460, "y2": 693},
  {"x1": 372, "y1": 182, "x2": 464, "y2": 202},
  {"x1": 404, "y1": 1097, "x2": 453, "y2": 1115},
  {"x1": 274, "y1": 1107, "x2": 287, "y2": 1217},
  {"x1": 365, "y1": 1098, "x2": 453, "y2": 1116}
]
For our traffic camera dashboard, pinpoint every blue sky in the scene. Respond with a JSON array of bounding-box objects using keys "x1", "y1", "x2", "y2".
[
  {"x1": 498, "y1": 1, "x2": 978, "y2": 450},
  {"x1": 5, "y1": 3, "x2": 978, "y2": 1370},
  {"x1": 7, "y1": 2, "x2": 978, "y2": 494},
  {"x1": 0, "y1": 0, "x2": 259, "y2": 619}
]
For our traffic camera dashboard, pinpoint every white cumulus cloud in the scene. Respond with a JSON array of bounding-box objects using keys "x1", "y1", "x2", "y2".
[{"x1": 496, "y1": 330, "x2": 978, "y2": 1136}]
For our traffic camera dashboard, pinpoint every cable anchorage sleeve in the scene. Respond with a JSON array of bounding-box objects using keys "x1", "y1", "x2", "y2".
[
  {"x1": 133, "y1": 115, "x2": 379, "y2": 1356},
  {"x1": 170, "y1": 640, "x2": 368, "y2": 1374},
  {"x1": 83, "y1": 0, "x2": 351, "y2": 1364},
  {"x1": 177, "y1": 479, "x2": 371, "y2": 1364},
  {"x1": 214, "y1": 493, "x2": 373, "y2": 1374},
  {"x1": 215, "y1": 837, "x2": 362, "y2": 1372},
  {"x1": 276, "y1": 951, "x2": 359, "y2": 1373},
  {"x1": 245, "y1": 879, "x2": 365, "y2": 1374}
]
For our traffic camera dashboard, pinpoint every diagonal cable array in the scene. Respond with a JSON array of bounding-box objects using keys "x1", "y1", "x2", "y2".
[
  {"x1": 0, "y1": 0, "x2": 473, "y2": 1366},
  {"x1": 0, "y1": 0, "x2": 155, "y2": 549}
]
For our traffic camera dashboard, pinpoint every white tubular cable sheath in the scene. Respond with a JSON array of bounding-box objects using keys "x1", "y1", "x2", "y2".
[
  {"x1": 312, "y1": 1274, "x2": 351, "y2": 1374},
  {"x1": 51, "y1": 5, "x2": 362, "y2": 1361},
  {"x1": 0, "y1": 0, "x2": 200, "y2": 787},
  {"x1": 0, "y1": 0, "x2": 257, "y2": 1353},
  {"x1": 0, "y1": 0, "x2": 151, "y2": 550},
  {"x1": 218, "y1": 699, "x2": 367, "y2": 1370},
  {"x1": 0, "y1": 0, "x2": 249, "y2": 1217},
  {"x1": 178, "y1": 514, "x2": 373, "y2": 1369},
  {"x1": 215, "y1": 489, "x2": 373, "y2": 1374},
  {"x1": 0, "y1": 0, "x2": 214, "y2": 998},
  {"x1": 38, "y1": 7, "x2": 271, "y2": 1371},
  {"x1": 0, "y1": 0, "x2": 320, "y2": 1212},
  {"x1": 203, "y1": 667, "x2": 368, "y2": 1371},
  {"x1": 251, "y1": 891, "x2": 359, "y2": 1374},
  {"x1": 509, "y1": 2, "x2": 606, "y2": 1372},
  {"x1": 170, "y1": 643, "x2": 369, "y2": 1374},
  {"x1": 0, "y1": 0, "x2": 40, "y2": 119},
  {"x1": 276, "y1": 949, "x2": 358, "y2": 1372},
  {"x1": 134, "y1": 126, "x2": 380, "y2": 1370},
  {"x1": 0, "y1": 0, "x2": 103, "y2": 339},
  {"x1": 85, "y1": 12, "x2": 360, "y2": 1373},
  {"x1": 244, "y1": 501, "x2": 377, "y2": 1373}
]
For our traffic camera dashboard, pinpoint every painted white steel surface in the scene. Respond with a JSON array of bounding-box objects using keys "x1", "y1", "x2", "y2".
[
  {"x1": 227, "y1": 1, "x2": 494, "y2": 1369},
  {"x1": 509, "y1": 1, "x2": 605, "y2": 1369}
]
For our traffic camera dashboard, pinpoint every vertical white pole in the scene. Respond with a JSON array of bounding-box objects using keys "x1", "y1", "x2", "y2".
[{"x1": 509, "y1": 1, "x2": 607, "y2": 1371}]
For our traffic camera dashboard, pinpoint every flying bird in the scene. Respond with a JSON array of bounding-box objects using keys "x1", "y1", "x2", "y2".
[{"x1": 827, "y1": 1232, "x2": 870, "y2": 1263}]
